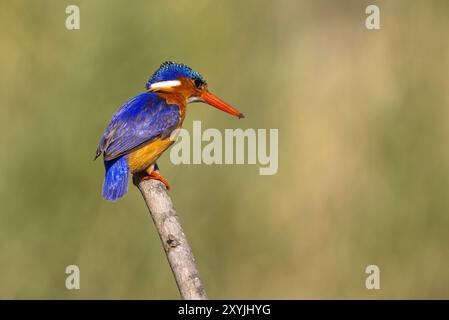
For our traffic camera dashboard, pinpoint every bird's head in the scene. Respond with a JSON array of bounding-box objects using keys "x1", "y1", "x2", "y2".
[{"x1": 146, "y1": 61, "x2": 244, "y2": 118}]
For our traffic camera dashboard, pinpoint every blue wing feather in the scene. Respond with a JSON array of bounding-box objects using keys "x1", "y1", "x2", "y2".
[{"x1": 96, "y1": 92, "x2": 180, "y2": 161}]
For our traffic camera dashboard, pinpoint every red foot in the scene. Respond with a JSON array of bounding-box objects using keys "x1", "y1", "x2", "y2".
[{"x1": 142, "y1": 171, "x2": 171, "y2": 190}]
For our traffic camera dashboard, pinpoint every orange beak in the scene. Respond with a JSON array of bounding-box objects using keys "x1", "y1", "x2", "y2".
[{"x1": 201, "y1": 91, "x2": 244, "y2": 119}]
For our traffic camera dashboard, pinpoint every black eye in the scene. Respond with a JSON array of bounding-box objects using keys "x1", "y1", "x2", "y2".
[{"x1": 194, "y1": 78, "x2": 203, "y2": 89}]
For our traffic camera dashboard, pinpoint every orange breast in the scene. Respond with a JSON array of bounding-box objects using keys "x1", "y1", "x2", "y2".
[{"x1": 127, "y1": 137, "x2": 175, "y2": 173}]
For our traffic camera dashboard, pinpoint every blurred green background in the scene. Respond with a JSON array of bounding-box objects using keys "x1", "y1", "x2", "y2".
[{"x1": 1, "y1": 0, "x2": 448, "y2": 299}]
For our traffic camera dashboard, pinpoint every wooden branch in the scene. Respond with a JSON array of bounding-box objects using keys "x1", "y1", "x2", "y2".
[{"x1": 133, "y1": 173, "x2": 208, "y2": 300}]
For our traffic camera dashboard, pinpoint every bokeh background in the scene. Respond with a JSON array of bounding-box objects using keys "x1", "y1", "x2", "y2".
[{"x1": 1, "y1": 0, "x2": 448, "y2": 299}]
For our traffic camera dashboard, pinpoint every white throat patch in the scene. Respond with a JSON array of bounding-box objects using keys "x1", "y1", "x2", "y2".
[{"x1": 187, "y1": 96, "x2": 203, "y2": 103}]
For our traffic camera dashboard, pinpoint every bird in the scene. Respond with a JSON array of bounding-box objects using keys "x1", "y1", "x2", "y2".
[{"x1": 95, "y1": 61, "x2": 244, "y2": 201}]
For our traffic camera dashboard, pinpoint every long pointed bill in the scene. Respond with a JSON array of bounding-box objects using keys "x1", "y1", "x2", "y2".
[{"x1": 201, "y1": 91, "x2": 244, "y2": 119}]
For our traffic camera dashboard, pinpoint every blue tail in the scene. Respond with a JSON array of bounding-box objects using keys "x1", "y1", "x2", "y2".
[{"x1": 102, "y1": 156, "x2": 129, "y2": 201}]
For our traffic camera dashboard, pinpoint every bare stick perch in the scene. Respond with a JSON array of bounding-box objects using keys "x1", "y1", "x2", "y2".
[{"x1": 133, "y1": 173, "x2": 207, "y2": 300}]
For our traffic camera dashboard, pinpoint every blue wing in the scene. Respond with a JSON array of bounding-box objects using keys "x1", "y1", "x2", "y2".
[{"x1": 96, "y1": 92, "x2": 180, "y2": 161}]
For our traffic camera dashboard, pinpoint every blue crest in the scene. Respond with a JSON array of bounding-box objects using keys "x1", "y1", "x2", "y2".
[{"x1": 145, "y1": 61, "x2": 206, "y2": 89}]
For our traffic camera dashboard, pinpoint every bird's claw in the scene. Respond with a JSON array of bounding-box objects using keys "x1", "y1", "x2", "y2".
[{"x1": 142, "y1": 171, "x2": 171, "y2": 190}]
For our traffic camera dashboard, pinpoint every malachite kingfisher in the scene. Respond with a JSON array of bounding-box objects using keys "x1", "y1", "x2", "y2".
[{"x1": 95, "y1": 61, "x2": 244, "y2": 201}]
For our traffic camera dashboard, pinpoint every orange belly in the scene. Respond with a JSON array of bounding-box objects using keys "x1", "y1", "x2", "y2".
[{"x1": 127, "y1": 137, "x2": 174, "y2": 173}]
